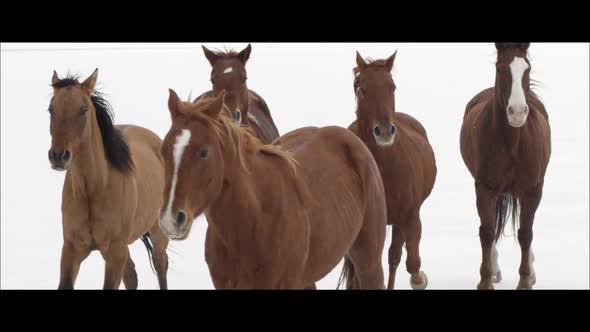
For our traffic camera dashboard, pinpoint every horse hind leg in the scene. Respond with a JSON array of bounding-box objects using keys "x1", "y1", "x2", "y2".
[
  {"x1": 345, "y1": 214, "x2": 386, "y2": 290},
  {"x1": 123, "y1": 250, "x2": 138, "y2": 290},
  {"x1": 403, "y1": 216, "x2": 428, "y2": 290},
  {"x1": 148, "y1": 225, "x2": 170, "y2": 290}
]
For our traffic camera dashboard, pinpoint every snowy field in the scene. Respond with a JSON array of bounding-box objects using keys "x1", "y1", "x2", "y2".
[{"x1": 1, "y1": 43, "x2": 588, "y2": 290}]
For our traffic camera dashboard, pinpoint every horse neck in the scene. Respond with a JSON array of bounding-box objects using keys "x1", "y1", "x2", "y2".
[
  {"x1": 67, "y1": 110, "x2": 109, "y2": 195},
  {"x1": 207, "y1": 129, "x2": 280, "y2": 248}
]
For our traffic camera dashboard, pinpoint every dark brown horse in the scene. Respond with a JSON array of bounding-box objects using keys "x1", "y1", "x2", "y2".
[
  {"x1": 158, "y1": 91, "x2": 387, "y2": 289},
  {"x1": 195, "y1": 44, "x2": 279, "y2": 144},
  {"x1": 47, "y1": 69, "x2": 169, "y2": 289},
  {"x1": 460, "y1": 43, "x2": 551, "y2": 290},
  {"x1": 348, "y1": 51, "x2": 437, "y2": 289}
]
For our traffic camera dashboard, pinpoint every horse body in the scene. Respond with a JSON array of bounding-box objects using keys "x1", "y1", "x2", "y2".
[
  {"x1": 160, "y1": 92, "x2": 386, "y2": 289},
  {"x1": 460, "y1": 43, "x2": 551, "y2": 290},
  {"x1": 49, "y1": 70, "x2": 169, "y2": 289},
  {"x1": 349, "y1": 52, "x2": 437, "y2": 289}
]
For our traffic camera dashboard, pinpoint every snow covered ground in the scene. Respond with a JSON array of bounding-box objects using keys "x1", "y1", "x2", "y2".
[{"x1": 1, "y1": 43, "x2": 588, "y2": 289}]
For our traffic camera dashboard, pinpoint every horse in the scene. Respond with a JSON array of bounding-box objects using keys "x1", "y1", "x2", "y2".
[
  {"x1": 158, "y1": 90, "x2": 387, "y2": 289},
  {"x1": 348, "y1": 51, "x2": 437, "y2": 290},
  {"x1": 195, "y1": 44, "x2": 280, "y2": 144},
  {"x1": 47, "y1": 69, "x2": 169, "y2": 289},
  {"x1": 460, "y1": 43, "x2": 551, "y2": 290}
]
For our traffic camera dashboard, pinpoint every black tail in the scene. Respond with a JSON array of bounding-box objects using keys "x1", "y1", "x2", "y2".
[
  {"x1": 337, "y1": 257, "x2": 356, "y2": 290},
  {"x1": 495, "y1": 193, "x2": 520, "y2": 242},
  {"x1": 140, "y1": 233, "x2": 157, "y2": 274}
]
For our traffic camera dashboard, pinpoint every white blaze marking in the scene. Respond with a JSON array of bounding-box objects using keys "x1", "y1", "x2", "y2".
[
  {"x1": 161, "y1": 129, "x2": 191, "y2": 232},
  {"x1": 508, "y1": 57, "x2": 529, "y2": 111},
  {"x1": 223, "y1": 67, "x2": 233, "y2": 74}
]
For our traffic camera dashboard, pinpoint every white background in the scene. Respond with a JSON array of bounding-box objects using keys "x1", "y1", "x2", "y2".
[{"x1": 1, "y1": 43, "x2": 588, "y2": 289}]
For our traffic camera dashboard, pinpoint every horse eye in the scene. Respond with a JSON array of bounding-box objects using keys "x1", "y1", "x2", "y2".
[
  {"x1": 48, "y1": 107, "x2": 54, "y2": 115},
  {"x1": 200, "y1": 148, "x2": 209, "y2": 159},
  {"x1": 356, "y1": 87, "x2": 365, "y2": 97},
  {"x1": 242, "y1": 77, "x2": 247, "y2": 84},
  {"x1": 80, "y1": 106, "x2": 88, "y2": 116}
]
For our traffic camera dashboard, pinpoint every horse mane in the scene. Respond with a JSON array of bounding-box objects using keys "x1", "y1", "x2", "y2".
[
  {"x1": 181, "y1": 96, "x2": 298, "y2": 175},
  {"x1": 52, "y1": 74, "x2": 133, "y2": 174}
]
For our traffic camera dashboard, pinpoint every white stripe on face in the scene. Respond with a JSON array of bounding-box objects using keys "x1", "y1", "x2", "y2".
[
  {"x1": 161, "y1": 129, "x2": 191, "y2": 234},
  {"x1": 508, "y1": 57, "x2": 529, "y2": 108},
  {"x1": 506, "y1": 57, "x2": 530, "y2": 127},
  {"x1": 223, "y1": 67, "x2": 233, "y2": 74}
]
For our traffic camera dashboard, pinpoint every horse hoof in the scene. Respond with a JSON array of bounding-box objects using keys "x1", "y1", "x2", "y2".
[
  {"x1": 477, "y1": 281, "x2": 494, "y2": 290},
  {"x1": 410, "y1": 271, "x2": 428, "y2": 290},
  {"x1": 493, "y1": 270, "x2": 502, "y2": 283}
]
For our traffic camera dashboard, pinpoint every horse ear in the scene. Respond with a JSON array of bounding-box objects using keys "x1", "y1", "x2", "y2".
[
  {"x1": 238, "y1": 43, "x2": 252, "y2": 64},
  {"x1": 202, "y1": 46, "x2": 218, "y2": 66},
  {"x1": 385, "y1": 50, "x2": 397, "y2": 72},
  {"x1": 51, "y1": 70, "x2": 60, "y2": 86},
  {"x1": 356, "y1": 51, "x2": 367, "y2": 70},
  {"x1": 204, "y1": 91, "x2": 226, "y2": 119},
  {"x1": 168, "y1": 89, "x2": 181, "y2": 119},
  {"x1": 81, "y1": 68, "x2": 98, "y2": 95}
]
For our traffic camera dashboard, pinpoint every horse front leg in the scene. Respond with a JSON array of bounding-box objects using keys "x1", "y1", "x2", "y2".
[
  {"x1": 58, "y1": 241, "x2": 91, "y2": 290},
  {"x1": 101, "y1": 241, "x2": 129, "y2": 290}
]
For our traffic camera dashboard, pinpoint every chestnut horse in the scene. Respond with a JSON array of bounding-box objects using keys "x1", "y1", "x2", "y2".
[
  {"x1": 48, "y1": 69, "x2": 169, "y2": 289},
  {"x1": 158, "y1": 91, "x2": 387, "y2": 289},
  {"x1": 348, "y1": 51, "x2": 437, "y2": 289},
  {"x1": 195, "y1": 44, "x2": 280, "y2": 144},
  {"x1": 460, "y1": 43, "x2": 551, "y2": 290}
]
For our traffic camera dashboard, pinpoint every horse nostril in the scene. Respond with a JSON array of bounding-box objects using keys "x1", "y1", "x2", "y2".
[
  {"x1": 373, "y1": 126, "x2": 382, "y2": 137},
  {"x1": 62, "y1": 150, "x2": 71, "y2": 162},
  {"x1": 48, "y1": 150, "x2": 54, "y2": 161},
  {"x1": 176, "y1": 211, "x2": 186, "y2": 225},
  {"x1": 508, "y1": 107, "x2": 514, "y2": 115},
  {"x1": 524, "y1": 105, "x2": 529, "y2": 115},
  {"x1": 389, "y1": 124, "x2": 396, "y2": 135}
]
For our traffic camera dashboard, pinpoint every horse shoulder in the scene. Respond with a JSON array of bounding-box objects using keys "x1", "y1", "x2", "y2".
[{"x1": 465, "y1": 87, "x2": 494, "y2": 118}]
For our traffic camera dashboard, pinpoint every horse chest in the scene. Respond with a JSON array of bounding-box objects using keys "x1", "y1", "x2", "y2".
[{"x1": 478, "y1": 146, "x2": 544, "y2": 194}]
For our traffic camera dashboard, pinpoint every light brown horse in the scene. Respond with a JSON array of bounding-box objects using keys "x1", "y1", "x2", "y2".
[
  {"x1": 195, "y1": 44, "x2": 280, "y2": 144},
  {"x1": 48, "y1": 69, "x2": 169, "y2": 289},
  {"x1": 460, "y1": 43, "x2": 551, "y2": 290},
  {"x1": 348, "y1": 51, "x2": 437, "y2": 289},
  {"x1": 158, "y1": 91, "x2": 387, "y2": 289}
]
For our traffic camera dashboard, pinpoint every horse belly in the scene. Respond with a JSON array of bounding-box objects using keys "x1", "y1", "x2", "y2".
[{"x1": 301, "y1": 156, "x2": 365, "y2": 282}]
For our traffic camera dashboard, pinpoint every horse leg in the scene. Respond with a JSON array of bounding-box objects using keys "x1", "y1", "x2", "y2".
[
  {"x1": 404, "y1": 215, "x2": 428, "y2": 290},
  {"x1": 475, "y1": 182, "x2": 498, "y2": 290},
  {"x1": 387, "y1": 224, "x2": 404, "y2": 289},
  {"x1": 101, "y1": 241, "x2": 129, "y2": 290},
  {"x1": 149, "y1": 225, "x2": 170, "y2": 290},
  {"x1": 492, "y1": 242, "x2": 502, "y2": 283},
  {"x1": 516, "y1": 185, "x2": 542, "y2": 290},
  {"x1": 346, "y1": 222, "x2": 386, "y2": 290},
  {"x1": 58, "y1": 241, "x2": 91, "y2": 290},
  {"x1": 123, "y1": 248, "x2": 138, "y2": 290}
]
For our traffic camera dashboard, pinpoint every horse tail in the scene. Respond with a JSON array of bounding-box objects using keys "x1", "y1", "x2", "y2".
[
  {"x1": 337, "y1": 256, "x2": 356, "y2": 290},
  {"x1": 495, "y1": 193, "x2": 520, "y2": 242},
  {"x1": 140, "y1": 232, "x2": 157, "y2": 274}
]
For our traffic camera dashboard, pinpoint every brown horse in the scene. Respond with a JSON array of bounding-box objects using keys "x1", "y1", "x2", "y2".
[
  {"x1": 158, "y1": 91, "x2": 387, "y2": 289},
  {"x1": 195, "y1": 44, "x2": 280, "y2": 144},
  {"x1": 48, "y1": 69, "x2": 169, "y2": 289},
  {"x1": 348, "y1": 51, "x2": 437, "y2": 289},
  {"x1": 460, "y1": 43, "x2": 551, "y2": 290}
]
